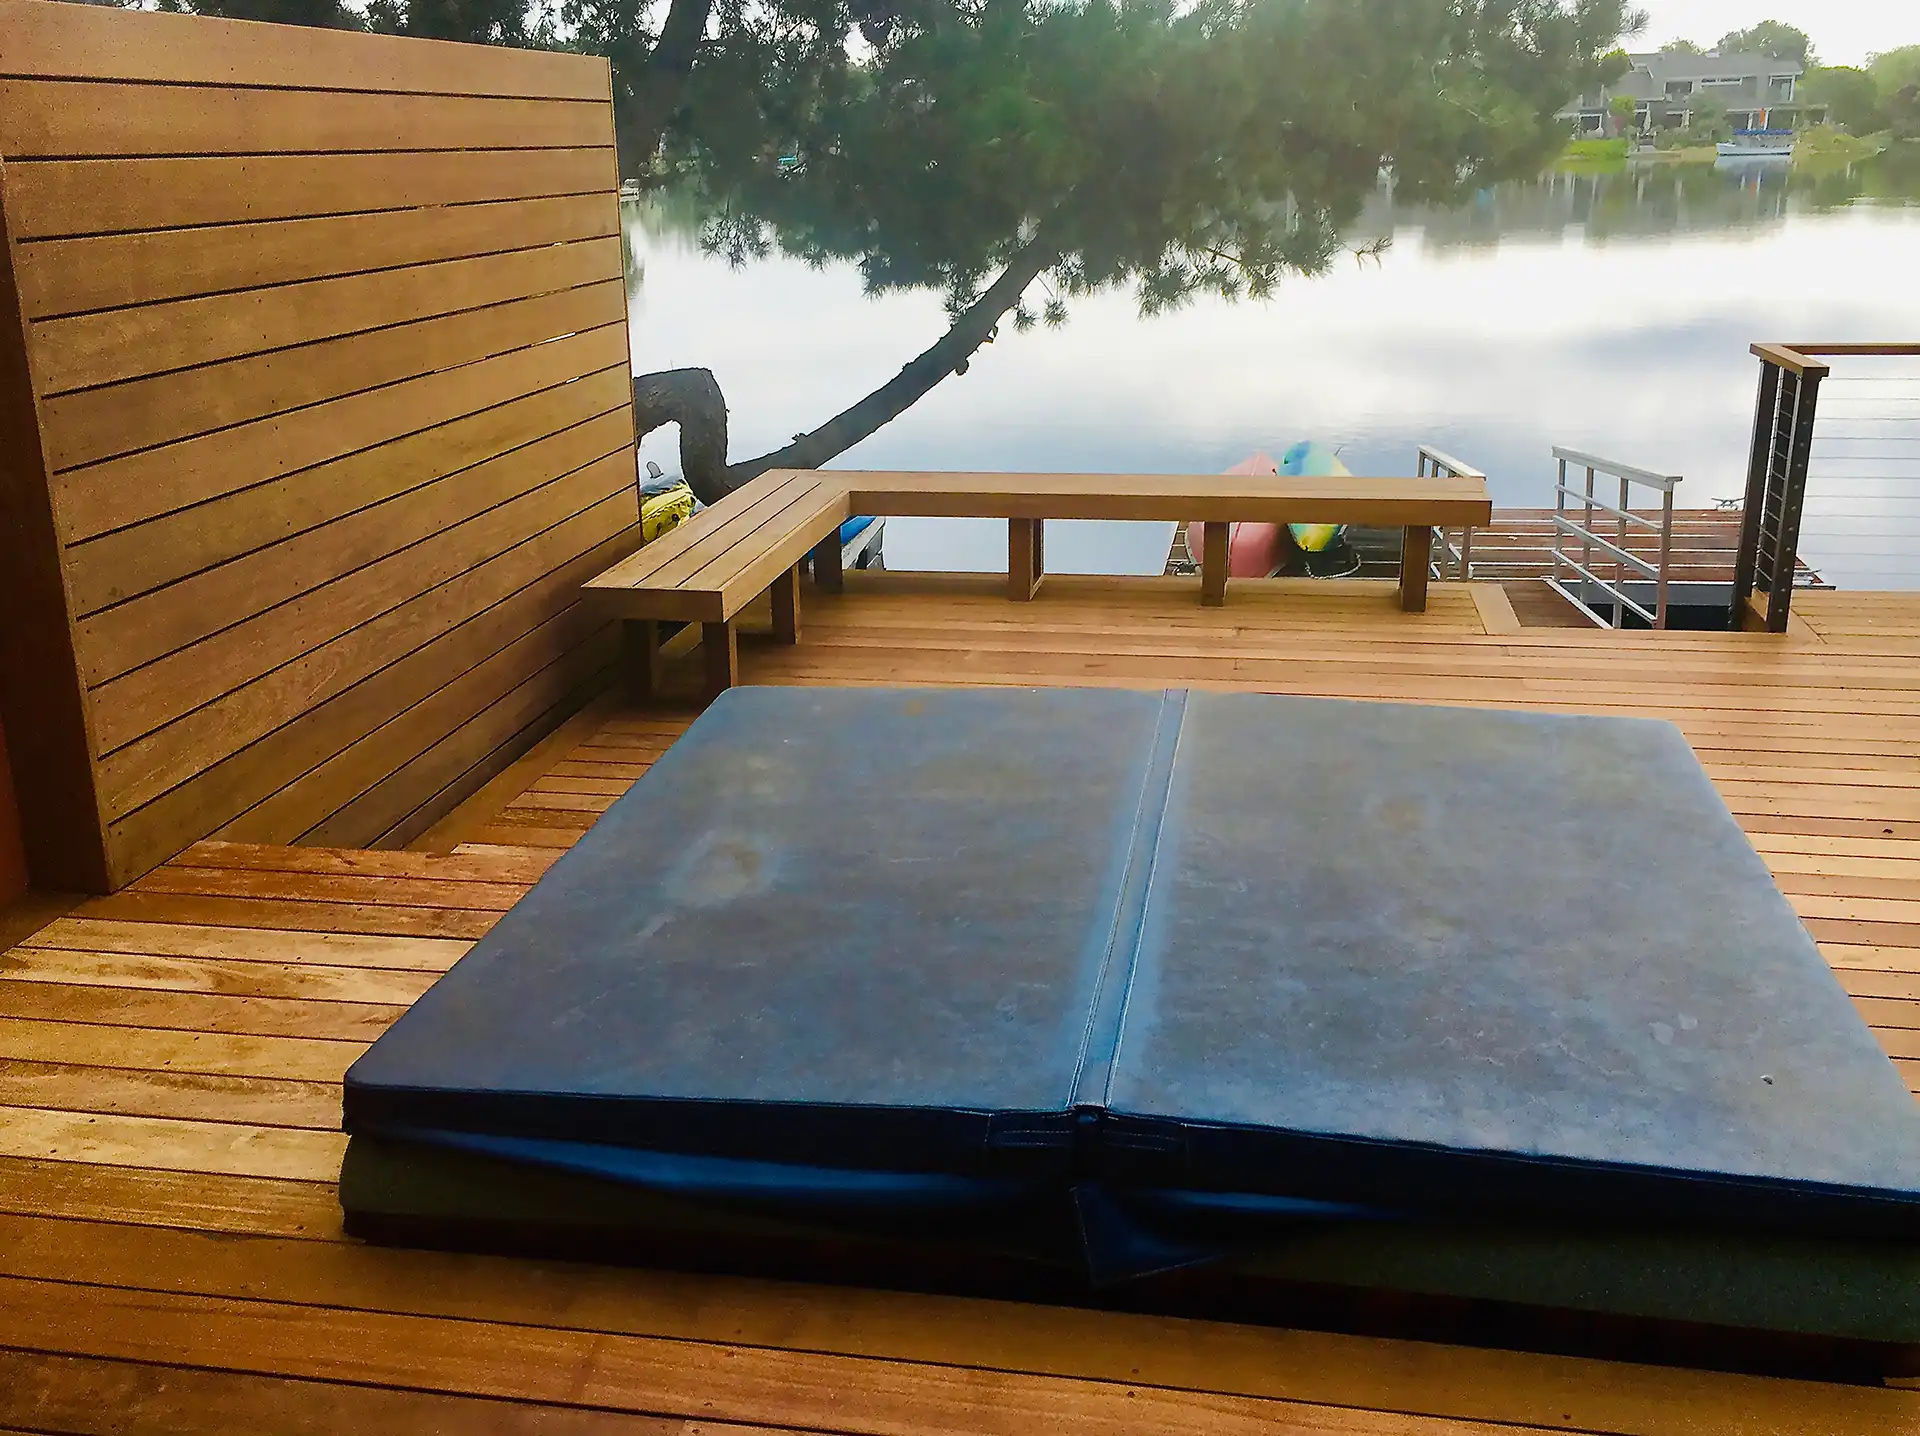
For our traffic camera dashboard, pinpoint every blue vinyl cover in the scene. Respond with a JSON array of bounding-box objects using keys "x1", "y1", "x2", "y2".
[
  {"x1": 346, "y1": 686, "x2": 1183, "y2": 1175},
  {"x1": 346, "y1": 686, "x2": 1920, "y2": 1235},
  {"x1": 1096, "y1": 694, "x2": 1920, "y2": 1230}
]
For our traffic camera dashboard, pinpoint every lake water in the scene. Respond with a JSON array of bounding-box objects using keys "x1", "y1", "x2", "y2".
[{"x1": 625, "y1": 153, "x2": 1920, "y2": 588}]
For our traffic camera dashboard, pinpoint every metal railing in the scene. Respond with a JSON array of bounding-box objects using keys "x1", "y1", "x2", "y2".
[
  {"x1": 1733, "y1": 343, "x2": 1920, "y2": 629},
  {"x1": 1417, "y1": 444, "x2": 1479, "y2": 580},
  {"x1": 1546, "y1": 446, "x2": 1682, "y2": 629}
]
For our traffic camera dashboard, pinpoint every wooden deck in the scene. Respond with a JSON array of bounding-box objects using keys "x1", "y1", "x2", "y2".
[{"x1": 5, "y1": 574, "x2": 1920, "y2": 1431}]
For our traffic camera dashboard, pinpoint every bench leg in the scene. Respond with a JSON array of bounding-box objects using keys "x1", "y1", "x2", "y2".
[
  {"x1": 622, "y1": 619, "x2": 660, "y2": 703},
  {"x1": 1008, "y1": 518, "x2": 1044, "y2": 601},
  {"x1": 811, "y1": 533, "x2": 843, "y2": 594},
  {"x1": 703, "y1": 620, "x2": 738, "y2": 698},
  {"x1": 1399, "y1": 525, "x2": 1433, "y2": 612},
  {"x1": 771, "y1": 563, "x2": 801, "y2": 644},
  {"x1": 1200, "y1": 520, "x2": 1229, "y2": 607}
]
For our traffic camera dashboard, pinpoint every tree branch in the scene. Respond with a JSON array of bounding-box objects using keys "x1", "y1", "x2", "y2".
[
  {"x1": 725, "y1": 234, "x2": 1060, "y2": 486},
  {"x1": 632, "y1": 367, "x2": 731, "y2": 504}
]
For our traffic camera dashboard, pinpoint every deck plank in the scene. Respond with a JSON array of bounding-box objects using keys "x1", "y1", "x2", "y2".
[
  {"x1": 7, "y1": 574, "x2": 1920, "y2": 1429},
  {"x1": 0, "y1": 1215, "x2": 1911, "y2": 1436}
]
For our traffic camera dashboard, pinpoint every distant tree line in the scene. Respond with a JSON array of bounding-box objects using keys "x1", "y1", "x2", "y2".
[{"x1": 1807, "y1": 50, "x2": 1920, "y2": 141}]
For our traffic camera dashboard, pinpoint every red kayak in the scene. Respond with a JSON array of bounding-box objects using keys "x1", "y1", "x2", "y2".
[{"x1": 1188, "y1": 453, "x2": 1288, "y2": 578}]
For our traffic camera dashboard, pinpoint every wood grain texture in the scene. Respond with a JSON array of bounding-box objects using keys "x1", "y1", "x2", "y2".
[
  {"x1": 0, "y1": 0, "x2": 610, "y2": 100},
  {"x1": 16, "y1": 192, "x2": 619, "y2": 320},
  {"x1": 30, "y1": 235, "x2": 622, "y2": 395},
  {"x1": 41, "y1": 282, "x2": 625, "y2": 476},
  {"x1": 0, "y1": 80, "x2": 611, "y2": 160},
  {"x1": 59, "y1": 334, "x2": 629, "y2": 572},
  {"x1": 73, "y1": 406, "x2": 634, "y2": 682},
  {"x1": 95, "y1": 484, "x2": 636, "y2": 816},
  {"x1": 103, "y1": 535, "x2": 633, "y2": 880},
  {"x1": 0, "y1": 6, "x2": 636, "y2": 891},
  {"x1": 2, "y1": 148, "x2": 617, "y2": 241},
  {"x1": 6, "y1": 579, "x2": 1920, "y2": 1436},
  {"x1": 585, "y1": 469, "x2": 1489, "y2": 626}
]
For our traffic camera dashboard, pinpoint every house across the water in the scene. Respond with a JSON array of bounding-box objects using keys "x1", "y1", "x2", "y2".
[{"x1": 1560, "y1": 50, "x2": 1822, "y2": 136}]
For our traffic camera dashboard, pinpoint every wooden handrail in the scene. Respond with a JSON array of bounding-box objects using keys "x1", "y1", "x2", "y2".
[
  {"x1": 1780, "y1": 343, "x2": 1920, "y2": 357},
  {"x1": 1748, "y1": 342, "x2": 1830, "y2": 377},
  {"x1": 1751, "y1": 341, "x2": 1920, "y2": 374}
]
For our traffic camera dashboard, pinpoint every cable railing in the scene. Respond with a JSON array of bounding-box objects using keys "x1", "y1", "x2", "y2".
[
  {"x1": 1735, "y1": 343, "x2": 1920, "y2": 631},
  {"x1": 1417, "y1": 444, "x2": 1479, "y2": 581},
  {"x1": 1545, "y1": 446, "x2": 1682, "y2": 629}
]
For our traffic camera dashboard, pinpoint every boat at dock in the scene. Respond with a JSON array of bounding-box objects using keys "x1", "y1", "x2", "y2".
[{"x1": 1716, "y1": 128, "x2": 1794, "y2": 159}]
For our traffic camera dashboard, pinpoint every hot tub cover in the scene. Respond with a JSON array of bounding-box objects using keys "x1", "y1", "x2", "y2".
[{"x1": 344, "y1": 687, "x2": 1920, "y2": 1246}]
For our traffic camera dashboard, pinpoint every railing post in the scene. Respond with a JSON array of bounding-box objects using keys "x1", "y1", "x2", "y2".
[
  {"x1": 1614, "y1": 471, "x2": 1629, "y2": 629},
  {"x1": 1656, "y1": 493, "x2": 1673, "y2": 629},
  {"x1": 1765, "y1": 367, "x2": 1822, "y2": 633},
  {"x1": 1583, "y1": 464, "x2": 1598, "y2": 622},
  {"x1": 1730, "y1": 357, "x2": 1782, "y2": 626}
]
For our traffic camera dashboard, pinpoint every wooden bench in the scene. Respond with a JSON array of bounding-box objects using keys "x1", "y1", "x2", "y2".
[{"x1": 585, "y1": 469, "x2": 1492, "y2": 695}]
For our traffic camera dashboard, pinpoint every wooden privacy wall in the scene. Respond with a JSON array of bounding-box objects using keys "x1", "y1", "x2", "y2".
[{"x1": 0, "y1": 1, "x2": 640, "y2": 891}]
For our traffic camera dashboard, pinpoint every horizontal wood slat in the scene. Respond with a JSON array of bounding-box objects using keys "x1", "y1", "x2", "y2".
[
  {"x1": 0, "y1": 3, "x2": 637, "y2": 890},
  {"x1": 345, "y1": 626, "x2": 619, "y2": 849},
  {"x1": 16, "y1": 192, "x2": 619, "y2": 319},
  {"x1": 0, "y1": 0, "x2": 610, "y2": 100},
  {"x1": 2, "y1": 148, "x2": 617, "y2": 240},
  {"x1": 73, "y1": 405, "x2": 635, "y2": 683},
  {"x1": 31, "y1": 235, "x2": 622, "y2": 395},
  {"x1": 227, "y1": 603, "x2": 616, "y2": 848},
  {"x1": 98, "y1": 485, "x2": 637, "y2": 827},
  {"x1": 0, "y1": 1347, "x2": 700, "y2": 1436},
  {"x1": 42, "y1": 278, "x2": 627, "y2": 475},
  {"x1": 90, "y1": 452, "x2": 634, "y2": 763},
  {"x1": 54, "y1": 322, "x2": 628, "y2": 549},
  {"x1": 106, "y1": 532, "x2": 635, "y2": 880},
  {"x1": 0, "y1": 79, "x2": 611, "y2": 159}
]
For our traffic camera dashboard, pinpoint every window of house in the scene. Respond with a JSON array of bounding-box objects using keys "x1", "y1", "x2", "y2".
[{"x1": 1665, "y1": 80, "x2": 1694, "y2": 98}]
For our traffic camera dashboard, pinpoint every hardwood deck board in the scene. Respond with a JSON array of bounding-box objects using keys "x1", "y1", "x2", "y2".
[
  {"x1": 15, "y1": 917, "x2": 470, "y2": 969},
  {"x1": 0, "y1": 1349, "x2": 704, "y2": 1436},
  {"x1": 0, "y1": 1272, "x2": 1567, "y2": 1436},
  {"x1": 0, "y1": 1155, "x2": 338, "y2": 1236},
  {"x1": 0, "y1": 946, "x2": 439, "y2": 1004},
  {"x1": 0, "y1": 1106, "x2": 346, "y2": 1180},
  {"x1": 0, "y1": 1060, "x2": 340, "y2": 1130},
  {"x1": 0, "y1": 1018, "x2": 363, "y2": 1082},
  {"x1": 11, "y1": 574, "x2": 1920, "y2": 1428},
  {"x1": 0, "y1": 982, "x2": 402, "y2": 1041},
  {"x1": 0, "y1": 1217, "x2": 1910, "y2": 1436}
]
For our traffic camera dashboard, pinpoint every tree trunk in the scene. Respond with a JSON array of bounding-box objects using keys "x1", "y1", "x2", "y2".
[
  {"x1": 632, "y1": 367, "x2": 731, "y2": 505},
  {"x1": 617, "y1": 0, "x2": 714, "y2": 178},
  {"x1": 726, "y1": 236, "x2": 1061, "y2": 487}
]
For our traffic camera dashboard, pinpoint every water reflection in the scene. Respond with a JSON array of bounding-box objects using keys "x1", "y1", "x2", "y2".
[{"x1": 627, "y1": 158, "x2": 1920, "y2": 585}]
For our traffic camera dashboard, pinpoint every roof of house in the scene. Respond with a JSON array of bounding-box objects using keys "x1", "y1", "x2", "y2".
[
  {"x1": 1558, "y1": 50, "x2": 1804, "y2": 114},
  {"x1": 1626, "y1": 49, "x2": 1805, "y2": 82}
]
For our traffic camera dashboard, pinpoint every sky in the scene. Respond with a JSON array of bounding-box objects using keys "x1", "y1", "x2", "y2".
[{"x1": 1634, "y1": 1, "x2": 1912, "y2": 67}]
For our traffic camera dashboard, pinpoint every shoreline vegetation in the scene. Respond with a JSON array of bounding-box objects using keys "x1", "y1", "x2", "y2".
[{"x1": 1555, "y1": 126, "x2": 1902, "y2": 173}]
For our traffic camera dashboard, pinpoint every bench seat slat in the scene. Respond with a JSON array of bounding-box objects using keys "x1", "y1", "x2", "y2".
[
  {"x1": 585, "y1": 471, "x2": 840, "y2": 621},
  {"x1": 582, "y1": 473, "x2": 803, "y2": 591},
  {"x1": 586, "y1": 469, "x2": 1492, "y2": 629},
  {"x1": 841, "y1": 473, "x2": 1490, "y2": 526}
]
